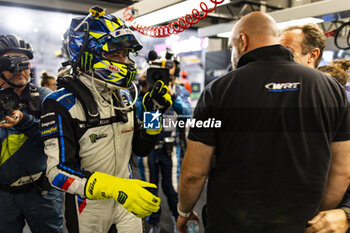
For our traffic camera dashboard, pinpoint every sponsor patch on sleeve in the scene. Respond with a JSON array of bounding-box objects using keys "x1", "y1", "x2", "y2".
[{"x1": 41, "y1": 124, "x2": 58, "y2": 137}]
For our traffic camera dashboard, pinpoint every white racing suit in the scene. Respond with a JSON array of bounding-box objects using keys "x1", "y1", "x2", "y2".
[{"x1": 40, "y1": 74, "x2": 157, "y2": 233}]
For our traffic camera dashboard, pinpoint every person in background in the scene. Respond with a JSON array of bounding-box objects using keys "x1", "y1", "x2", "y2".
[
  {"x1": 40, "y1": 8, "x2": 172, "y2": 233},
  {"x1": 331, "y1": 59, "x2": 350, "y2": 73},
  {"x1": 331, "y1": 59, "x2": 350, "y2": 93},
  {"x1": 0, "y1": 34, "x2": 63, "y2": 233},
  {"x1": 177, "y1": 11, "x2": 350, "y2": 233},
  {"x1": 40, "y1": 71, "x2": 57, "y2": 91},
  {"x1": 136, "y1": 50, "x2": 192, "y2": 233},
  {"x1": 137, "y1": 70, "x2": 147, "y2": 100},
  {"x1": 318, "y1": 64, "x2": 350, "y2": 104},
  {"x1": 180, "y1": 70, "x2": 192, "y2": 95},
  {"x1": 279, "y1": 24, "x2": 350, "y2": 233},
  {"x1": 318, "y1": 64, "x2": 349, "y2": 87},
  {"x1": 278, "y1": 23, "x2": 325, "y2": 69}
]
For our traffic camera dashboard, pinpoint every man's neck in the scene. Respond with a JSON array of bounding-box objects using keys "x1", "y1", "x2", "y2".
[
  {"x1": 13, "y1": 86, "x2": 25, "y2": 96},
  {"x1": 246, "y1": 36, "x2": 278, "y2": 54},
  {"x1": 0, "y1": 80, "x2": 26, "y2": 96},
  {"x1": 307, "y1": 63, "x2": 316, "y2": 69}
]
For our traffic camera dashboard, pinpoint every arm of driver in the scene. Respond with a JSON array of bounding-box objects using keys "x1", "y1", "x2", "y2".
[{"x1": 320, "y1": 140, "x2": 350, "y2": 211}]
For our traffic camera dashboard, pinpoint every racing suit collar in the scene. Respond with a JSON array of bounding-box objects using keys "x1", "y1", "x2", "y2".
[
  {"x1": 79, "y1": 73, "x2": 109, "y2": 94},
  {"x1": 79, "y1": 73, "x2": 113, "y2": 105}
]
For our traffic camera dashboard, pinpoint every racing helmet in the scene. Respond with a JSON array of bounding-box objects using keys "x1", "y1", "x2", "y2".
[
  {"x1": 0, "y1": 35, "x2": 33, "y2": 59},
  {"x1": 67, "y1": 9, "x2": 143, "y2": 88}
]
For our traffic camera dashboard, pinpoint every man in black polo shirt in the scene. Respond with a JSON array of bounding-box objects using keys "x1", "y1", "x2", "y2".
[
  {"x1": 279, "y1": 24, "x2": 350, "y2": 232},
  {"x1": 177, "y1": 11, "x2": 350, "y2": 233}
]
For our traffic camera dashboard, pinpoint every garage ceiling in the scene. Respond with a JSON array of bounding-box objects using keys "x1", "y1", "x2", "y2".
[
  {"x1": 0, "y1": 0, "x2": 134, "y2": 14},
  {"x1": 0, "y1": 0, "x2": 349, "y2": 32}
]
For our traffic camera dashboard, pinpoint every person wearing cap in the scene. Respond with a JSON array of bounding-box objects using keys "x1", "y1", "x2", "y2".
[
  {"x1": 40, "y1": 7, "x2": 172, "y2": 233},
  {"x1": 180, "y1": 70, "x2": 192, "y2": 94},
  {"x1": 0, "y1": 34, "x2": 63, "y2": 233}
]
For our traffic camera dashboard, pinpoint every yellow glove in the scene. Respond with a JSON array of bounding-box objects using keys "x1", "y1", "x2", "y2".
[
  {"x1": 142, "y1": 80, "x2": 172, "y2": 114},
  {"x1": 85, "y1": 172, "x2": 160, "y2": 218},
  {"x1": 142, "y1": 80, "x2": 172, "y2": 135}
]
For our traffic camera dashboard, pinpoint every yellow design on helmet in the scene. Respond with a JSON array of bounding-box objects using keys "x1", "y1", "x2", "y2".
[{"x1": 67, "y1": 12, "x2": 142, "y2": 88}]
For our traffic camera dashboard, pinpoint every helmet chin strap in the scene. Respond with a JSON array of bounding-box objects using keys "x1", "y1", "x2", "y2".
[{"x1": 0, "y1": 72, "x2": 30, "y2": 89}]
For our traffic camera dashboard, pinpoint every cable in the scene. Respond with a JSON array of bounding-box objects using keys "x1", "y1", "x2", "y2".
[
  {"x1": 90, "y1": 77, "x2": 138, "y2": 111},
  {"x1": 72, "y1": 21, "x2": 90, "y2": 74},
  {"x1": 325, "y1": 20, "x2": 350, "y2": 50},
  {"x1": 122, "y1": 0, "x2": 226, "y2": 38},
  {"x1": 334, "y1": 20, "x2": 350, "y2": 50}
]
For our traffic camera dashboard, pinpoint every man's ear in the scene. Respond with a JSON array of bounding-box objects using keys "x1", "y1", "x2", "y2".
[
  {"x1": 308, "y1": 48, "x2": 320, "y2": 67},
  {"x1": 239, "y1": 33, "x2": 248, "y2": 52}
]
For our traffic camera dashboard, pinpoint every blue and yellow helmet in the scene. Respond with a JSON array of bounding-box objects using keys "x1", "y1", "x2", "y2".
[{"x1": 67, "y1": 11, "x2": 142, "y2": 88}]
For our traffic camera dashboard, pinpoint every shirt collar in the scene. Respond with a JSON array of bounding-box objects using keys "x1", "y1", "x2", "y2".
[{"x1": 237, "y1": 44, "x2": 294, "y2": 68}]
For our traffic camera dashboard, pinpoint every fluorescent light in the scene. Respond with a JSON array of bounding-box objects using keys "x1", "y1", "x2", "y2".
[
  {"x1": 276, "y1": 17, "x2": 324, "y2": 30},
  {"x1": 217, "y1": 32, "x2": 231, "y2": 38},
  {"x1": 216, "y1": 17, "x2": 324, "y2": 38},
  {"x1": 135, "y1": 0, "x2": 231, "y2": 26}
]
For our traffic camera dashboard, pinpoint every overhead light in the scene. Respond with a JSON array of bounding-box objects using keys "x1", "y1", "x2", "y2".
[
  {"x1": 217, "y1": 31, "x2": 231, "y2": 38},
  {"x1": 276, "y1": 17, "x2": 324, "y2": 30},
  {"x1": 216, "y1": 17, "x2": 324, "y2": 38},
  {"x1": 135, "y1": 0, "x2": 231, "y2": 26}
]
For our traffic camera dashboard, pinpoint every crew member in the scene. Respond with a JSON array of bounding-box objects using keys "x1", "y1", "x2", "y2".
[
  {"x1": 0, "y1": 34, "x2": 63, "y2": 233},
  {"x1": 177, "y1": 12, "x2": 350, "y2": 233}
]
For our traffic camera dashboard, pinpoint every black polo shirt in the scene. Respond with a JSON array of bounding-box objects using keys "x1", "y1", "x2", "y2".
[{"x1": 189, "y1": 45, "x2": 350, "y2": 232}]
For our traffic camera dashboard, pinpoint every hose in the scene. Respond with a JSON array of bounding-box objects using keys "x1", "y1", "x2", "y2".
[{"x1": 122, "y1": 0, "x2": 225, "y2": 37}]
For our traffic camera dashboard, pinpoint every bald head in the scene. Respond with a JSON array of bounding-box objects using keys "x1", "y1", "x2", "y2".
[
  {"x1": 233, "y1": 11, "x2": 278, "y2": 39},
  {"x1": 228, "y1": 12, "x2": 279, "y2": 68}
]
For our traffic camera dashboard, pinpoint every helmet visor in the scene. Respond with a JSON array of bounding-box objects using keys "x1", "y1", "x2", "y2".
[
  {"x1": 108, "y1": 35, "x2": 142, "y2": 52},
  {"x1": 106, "y1": 28, "x2": 142, "y2": 52}
]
